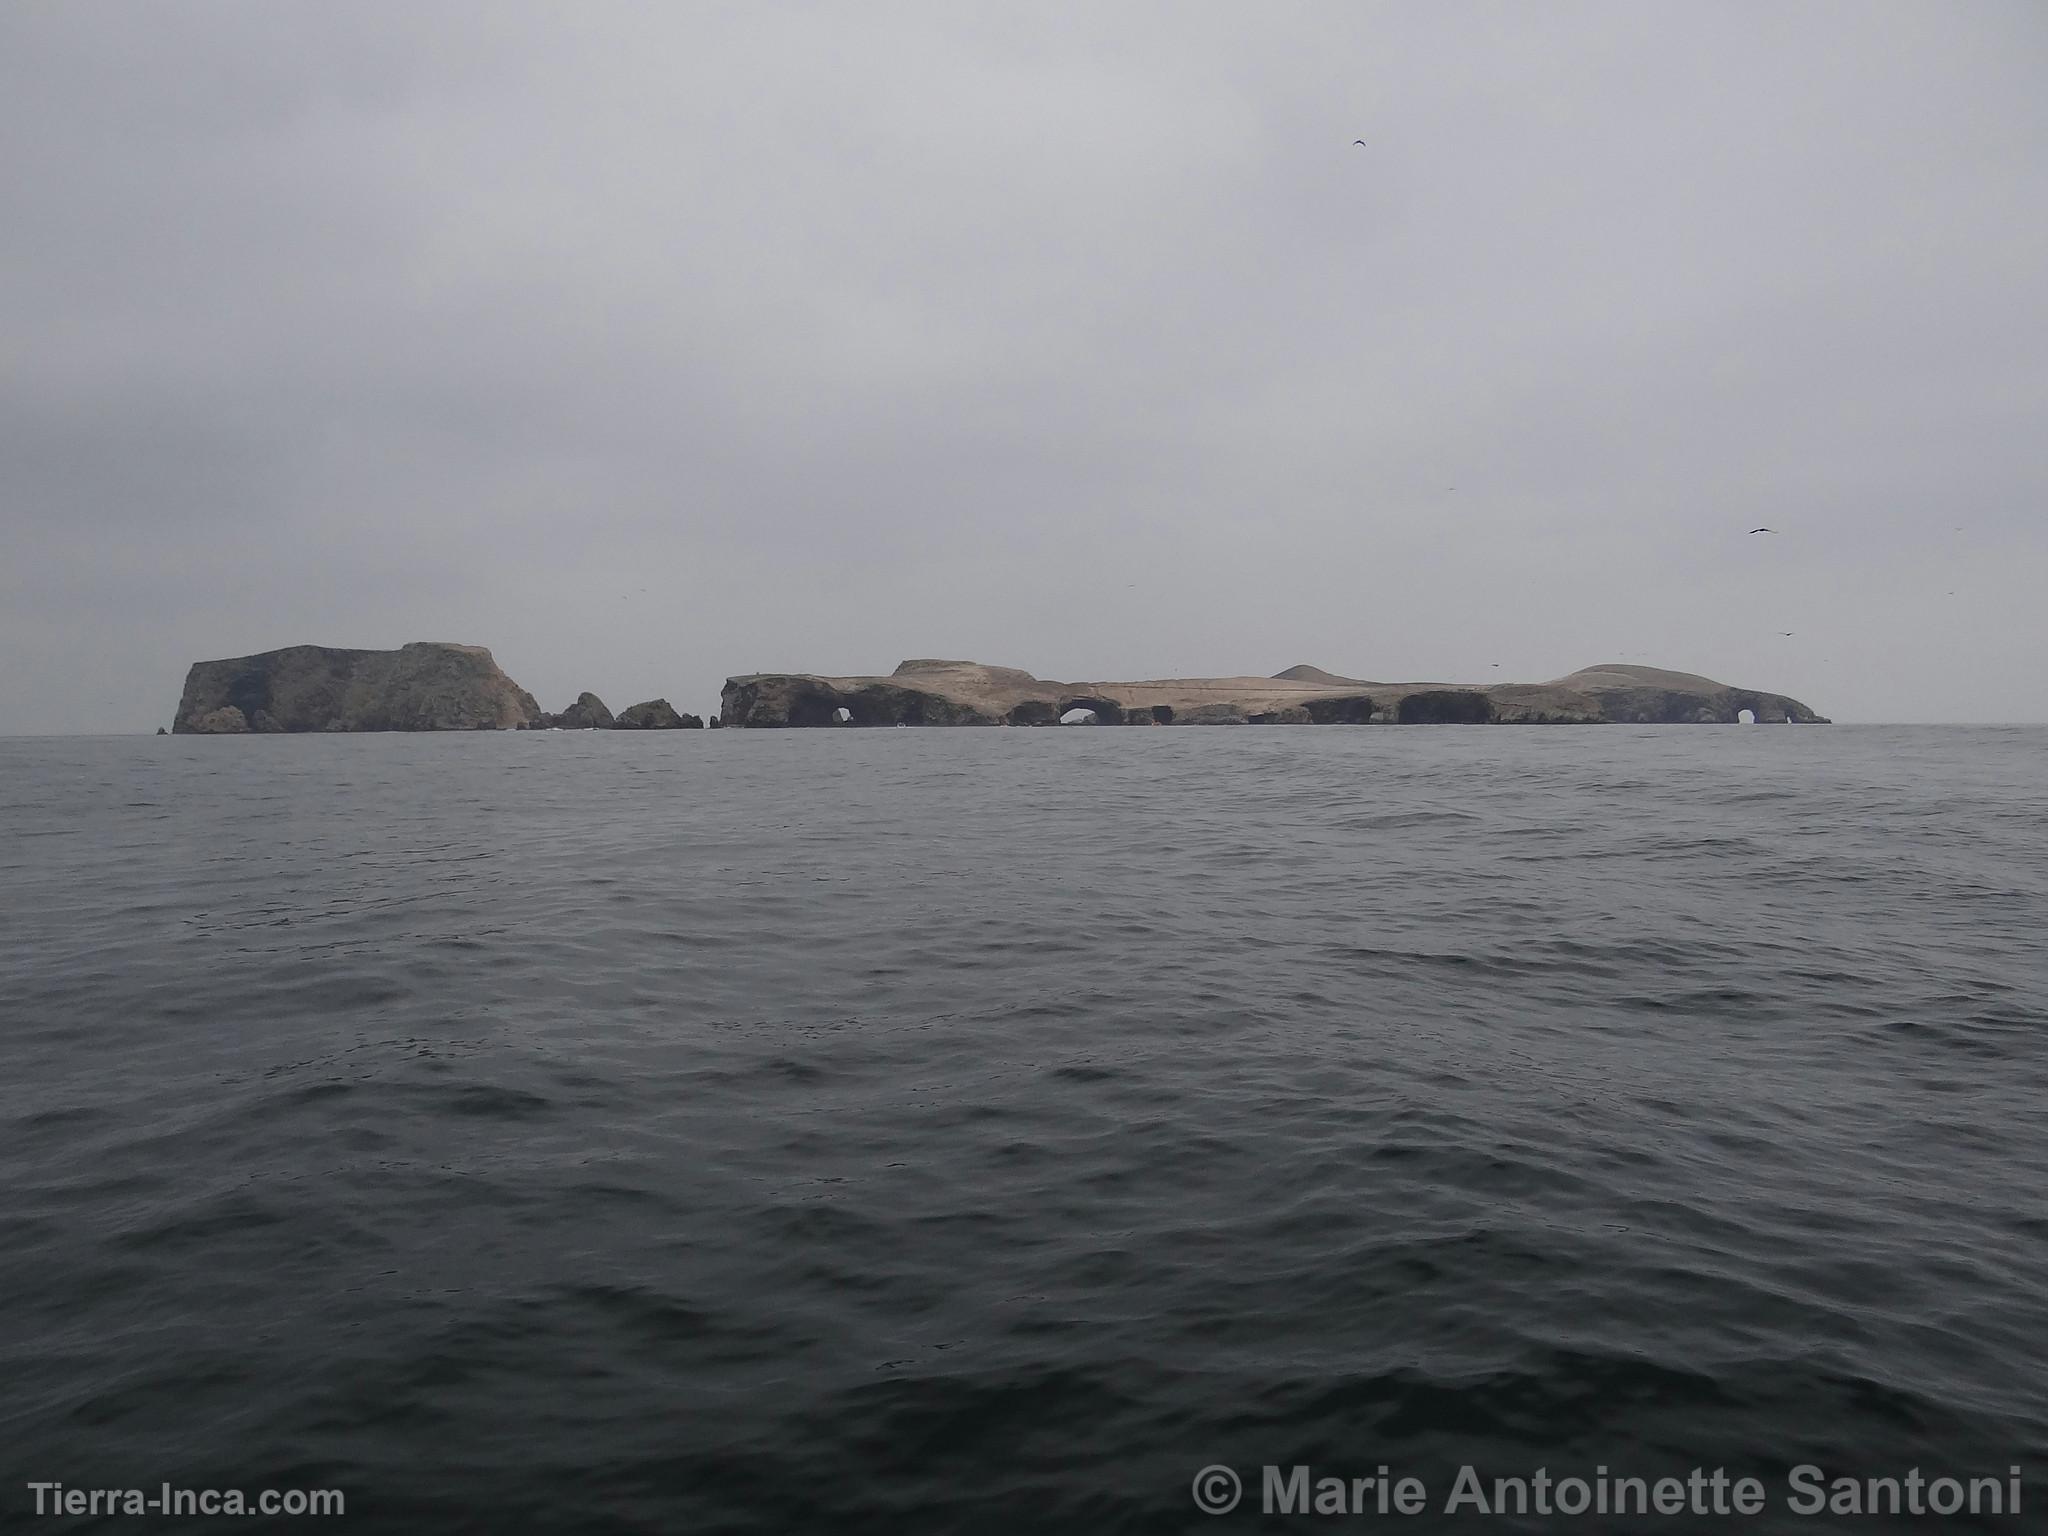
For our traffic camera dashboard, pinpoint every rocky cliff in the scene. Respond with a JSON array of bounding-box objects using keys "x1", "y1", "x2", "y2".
[
  {"x1": 173, "y1": 643, "x2": 542, "y2": 733},
  {"x1": 720, "y1": 660, "x2": 1828, "y2": 728}
]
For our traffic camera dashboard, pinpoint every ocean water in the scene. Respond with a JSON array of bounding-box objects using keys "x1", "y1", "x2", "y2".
[{"x1": 2, "y1": 725, "x2": 2045, "y2": 1533}]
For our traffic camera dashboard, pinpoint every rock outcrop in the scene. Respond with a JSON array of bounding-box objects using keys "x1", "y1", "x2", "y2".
[
  {"x1": 173, "y1": 643, "x2": 541, "y2": 733},
  {"x1": 523, "y1": 691, "x2": 615, "y2": 730},
  {"x1": 1530, "y1": 664, "x2": 1828, "y2": 725},
  {"x1": 612, "y1": 699, "x2": 703, "y2": 730},
  {"x1": 720, "y1": 659, "x2": 1828, "y2": 727}
]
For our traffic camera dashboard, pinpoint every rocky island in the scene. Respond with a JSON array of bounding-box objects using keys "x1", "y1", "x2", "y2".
[
  {"x1": 720, "y1": 660, "x2": 1829, "y2": 727},
  {"x1": 170, "y1": 645, "x2": 1828, "y2": 733},
  {"x1": 171, "y1": 643, "x2": 705, "y2": 733},
  {"x1": 174, "y1": 642, "x2": 543, "y2": 733}
]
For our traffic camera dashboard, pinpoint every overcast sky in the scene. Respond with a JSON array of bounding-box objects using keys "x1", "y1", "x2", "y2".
[{"x1": 4, "y1": 1, "x2": 2044, "y2": 729}]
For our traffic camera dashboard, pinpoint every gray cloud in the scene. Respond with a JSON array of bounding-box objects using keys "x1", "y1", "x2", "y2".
[{"x1": 4, "y1": 0, "x2": 2045, "y2": 727}]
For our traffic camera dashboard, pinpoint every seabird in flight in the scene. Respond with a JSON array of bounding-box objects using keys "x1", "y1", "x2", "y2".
[
  {"x1": 1354, "y1": 139, "x2": 1367, "y2": 146},
  {"x1": 1749, "y1": 527, "x2": 1774, "y2": 534}
]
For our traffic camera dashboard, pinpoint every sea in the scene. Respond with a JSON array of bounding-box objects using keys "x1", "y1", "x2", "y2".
[{"x1": 2, "y1": 725, "x2": 2044, "y2": 1533}]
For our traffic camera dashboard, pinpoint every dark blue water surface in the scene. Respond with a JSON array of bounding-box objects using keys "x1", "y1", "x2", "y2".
[{"x1": 3, "y1": 726, "x2": 2045, "y2": 1533}]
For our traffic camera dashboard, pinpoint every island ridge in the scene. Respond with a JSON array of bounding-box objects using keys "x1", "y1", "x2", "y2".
[{"x1": 170, "y1": 645, "x2": 1830, "y2": 732}]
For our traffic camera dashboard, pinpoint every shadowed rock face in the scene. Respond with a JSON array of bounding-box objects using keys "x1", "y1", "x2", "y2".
[
  {"x1": 1548, "y1": 665, "x2": 1830, "y2": 724},
  {"x1": 1398, "y1": 690, "x2": 1496, "y2": 724},
  {"x1": 721, "y1": 672, "x2": 1003, "y2": 728},
  {"x1": 1302, "y1": 695, "x2": 1378, "y2": 724},
  {"x1": 173, "y1": 643, "x2": 540, "y2": 733},
  {"x1": 720, "y1": 659, "x2": 1829, "y2": 727}
]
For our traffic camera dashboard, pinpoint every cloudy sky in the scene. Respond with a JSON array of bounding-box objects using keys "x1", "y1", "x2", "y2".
[{"x1": 4, "y1": 1, "x2": 2044, "y2": 728}]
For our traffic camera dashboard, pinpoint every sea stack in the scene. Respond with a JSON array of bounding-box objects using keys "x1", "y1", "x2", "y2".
[{"x1": 523, "y1": 692, "x2": 615, "y2": 730}]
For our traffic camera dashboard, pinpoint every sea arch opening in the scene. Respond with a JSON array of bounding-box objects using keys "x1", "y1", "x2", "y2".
[{"x1": 1057, "y1": 695, "x2": 1126, "y2": 725}]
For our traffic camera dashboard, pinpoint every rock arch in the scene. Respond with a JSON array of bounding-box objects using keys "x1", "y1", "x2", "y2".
[
  {"x1": 782, "y1": 686, "x2": 847, "y2": 727},
  {"x1": 1726, "y1": 690, "x2": 1801, "y2": 724},
  {"x1": 1056, "y1": 695, "x2": 1126, "y2": 725}
]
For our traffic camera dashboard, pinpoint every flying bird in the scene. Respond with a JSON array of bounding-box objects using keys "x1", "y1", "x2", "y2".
[
  {"x1": 1749, "y1": 527, "x2": 1774, "y2": 534},
  {"x1": 1779, "y1": 632, "x2": 1795, "y2": 637},
  {"x1": 1354, "y1": 139, "x2": 1367, "y2": 146}
]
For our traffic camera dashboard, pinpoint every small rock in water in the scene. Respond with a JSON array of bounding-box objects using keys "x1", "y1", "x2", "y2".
[{"x1": 612, "y1": 699, "x2": 702, "y2": 730}]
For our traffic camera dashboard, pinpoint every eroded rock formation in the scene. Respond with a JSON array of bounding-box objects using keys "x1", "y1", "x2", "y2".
[
  {"x1": 523, "y1": 691, "x2": 615, "y2": 730},
  {"x1": 558, "y1": 692, "x2": 615, "y2": 730},
  {"x1": 720, "y1": 659, "x2": 1828, "y2": 728},
  {"x1": 173, "y1": 643, "x2": 541, "y2": 733},
  {"x1": 612, "y1": 699, "x2": 702, "y2": 730}
]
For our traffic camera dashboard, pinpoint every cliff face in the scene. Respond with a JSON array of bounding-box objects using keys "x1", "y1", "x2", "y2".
[
  {"x1": 720, "y1": 659, "x2": 1829, "y2": 728},
  {"x1": 173, "y1": 643, "x2": 541, "y2": 733}
]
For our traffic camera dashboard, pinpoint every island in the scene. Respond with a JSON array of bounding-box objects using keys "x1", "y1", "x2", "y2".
[
  {"x1": 719, "y1": 660, "x2": 1829, "y2": 727},
  {"x1": 169, "y1": 645, "x2": 1828, "y2": 733},
  {"x1": 174, "y1": 643, "x2": 543, "y2": 733},
  {"x1": 171, "y1": 643, "x2": 714, "y2": 733}
]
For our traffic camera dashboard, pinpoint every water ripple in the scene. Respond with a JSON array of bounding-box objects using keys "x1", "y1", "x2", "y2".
[{"x1": 1, "y1": 727, "x2": 2045, "y2": 1532}]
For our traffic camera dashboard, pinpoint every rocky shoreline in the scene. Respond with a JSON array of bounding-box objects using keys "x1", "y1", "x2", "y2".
[{"x1": 171, "y1": 645, "x2": 1829, "y2": 733}]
